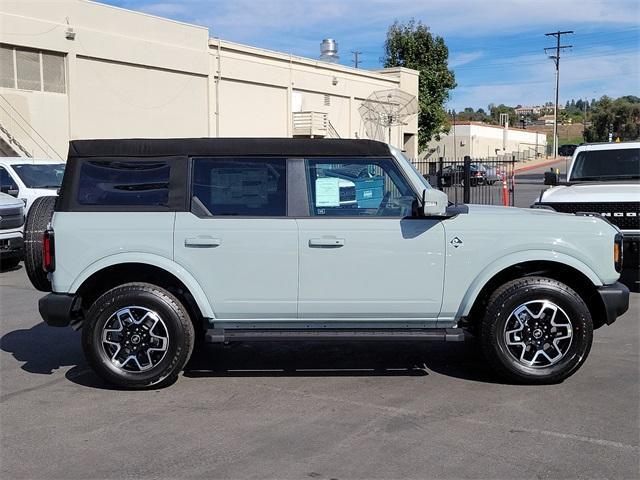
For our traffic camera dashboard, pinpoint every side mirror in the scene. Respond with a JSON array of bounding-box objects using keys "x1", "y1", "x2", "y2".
[
  {"x1": 0, "y1": 185, "x2": 18, "y2": 196},
  {"x1": 421, "y1": 188, "x2": 448, "y2": 216},
  {"x1": 544, "y1": 171, "x2": 559, "y2": 186}
]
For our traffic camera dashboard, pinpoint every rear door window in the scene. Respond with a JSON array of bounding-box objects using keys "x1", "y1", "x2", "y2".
[
  {"x1": 77, "y1": 160, "x2": 170, "y2": 206},
  {"x1": 191, "y1": 157, "x2": 287, "y2": 216}
]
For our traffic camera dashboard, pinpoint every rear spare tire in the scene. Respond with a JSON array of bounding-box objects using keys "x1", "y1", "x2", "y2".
[{"x1": 24, "y1": 196, "x2": 56, "y2": 292}]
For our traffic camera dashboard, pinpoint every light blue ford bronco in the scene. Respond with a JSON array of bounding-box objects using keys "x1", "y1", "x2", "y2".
[{"x1": 29, "y1": 138, "x2": 629, "y2": 388}]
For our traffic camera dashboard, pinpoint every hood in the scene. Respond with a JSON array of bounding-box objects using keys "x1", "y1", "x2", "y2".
[
  {"x1": 0, "y1": 192, "x2": 24, "y2": 208},
  {"x1": 467, "y1": 204, "x2": 565, "y2": 217},
  {"x1": 27, "y1": 188, "x2": 59, "y2": 197},
  {"x1": 540, "y1": 183, "x2": 640, "y2": 203},
  {"x1": 461, "y1": 203, "x2": 619, "y2": 236}
]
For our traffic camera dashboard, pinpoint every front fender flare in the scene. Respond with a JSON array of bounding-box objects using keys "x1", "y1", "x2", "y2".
[
  {"x1": 457, "y1": 250, "x2": 602, "y2": 318},
  {"x1": 69, "y1": 252, "x2": 215, "y2": 318}
]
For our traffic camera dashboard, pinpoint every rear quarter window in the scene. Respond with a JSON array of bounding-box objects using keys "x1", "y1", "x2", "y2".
[{"x1": 77, "y1": 160, "x2": 170, "y2": 206}]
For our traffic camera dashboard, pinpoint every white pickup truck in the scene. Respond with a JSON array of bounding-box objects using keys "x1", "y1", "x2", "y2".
[
  {"x1": 535, "y1": 141, "x2": 639, "y2": 268},
  {"x1": 0, "y1": 192, "x2": 25, "y2": 269}
]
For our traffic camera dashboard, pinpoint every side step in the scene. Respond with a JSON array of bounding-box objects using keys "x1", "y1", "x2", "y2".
[{"x1": 205, "y1": 328, "x2": 465, "y2": 343}]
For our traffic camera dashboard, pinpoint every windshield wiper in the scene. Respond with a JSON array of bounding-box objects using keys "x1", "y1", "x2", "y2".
[{"x1": 32, "y1": 184, "x2": 61, "y2": 189}]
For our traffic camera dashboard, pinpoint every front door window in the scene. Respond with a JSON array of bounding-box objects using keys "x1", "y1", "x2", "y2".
[{"x1": 305, "y1": 158, "x2": 416, "y2": 217}]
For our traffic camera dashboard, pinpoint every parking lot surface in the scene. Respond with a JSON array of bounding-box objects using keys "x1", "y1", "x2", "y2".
[{"x1": 1, "y1": 171, "x2": 638, "y2": 479}]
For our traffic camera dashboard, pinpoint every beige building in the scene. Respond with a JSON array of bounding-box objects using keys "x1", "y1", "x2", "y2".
[
  {"x1": 424, "y1": 122, "x2": 547, "y2": 160},
  {"x1": 0, "y1": 0, "x2": 419, "y2": 161}
]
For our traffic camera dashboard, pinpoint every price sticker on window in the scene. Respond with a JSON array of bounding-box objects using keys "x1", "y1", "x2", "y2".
[{"x1": 315, "y1": 177, "x2": 340, "y2": 207}]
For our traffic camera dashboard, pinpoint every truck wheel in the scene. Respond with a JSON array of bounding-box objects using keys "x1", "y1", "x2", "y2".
[
  {"x1": 24, "y1": 196, "x2": 56, "y2": 292},
  {"x1": 82, "y1": 283, "x2": 195, "y2": 389},
  {"x1": 481, "y1": 276, "x2": 593, "y2": 384}
]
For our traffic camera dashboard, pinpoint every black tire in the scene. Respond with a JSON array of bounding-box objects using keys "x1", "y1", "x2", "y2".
[
  {"x1": 82, "y1": 282, "x2": 195, "y2": 389},
  {"x1": 0, "y1": 257, "x2": 20, "y2": 271},
  {"x1": 481, "y1": 276, "x2": 593, "y2": 384},
  {"x1": 24, "y1": 196, "x2": 56, "y2": 292}
]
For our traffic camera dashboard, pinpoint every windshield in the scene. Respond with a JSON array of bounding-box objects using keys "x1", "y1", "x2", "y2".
[
  {"x1": 389, "y1": 146, "x2": 431, "y2": 190},
  {"x1": 12, "y1": 163, "x2": 66, "y2": 189},
  {"x1": 570, "y1": 148, "x2": 639, "y2": 181}
]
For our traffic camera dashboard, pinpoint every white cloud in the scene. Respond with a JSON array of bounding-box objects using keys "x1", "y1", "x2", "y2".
[
  {"x1": 121, "y1": 0, "x2": 640, "y2": 40},
  {"x1": 449, "y1": 51, "x2": 484, "y2": 68},
  {"x1": 450, "y1": 49, "x2": 639, "y2": 109}
]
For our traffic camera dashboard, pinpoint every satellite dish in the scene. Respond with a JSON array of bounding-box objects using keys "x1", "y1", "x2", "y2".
[{"x1": 359, "y1": 89, "x2": 418, "y2": 143}]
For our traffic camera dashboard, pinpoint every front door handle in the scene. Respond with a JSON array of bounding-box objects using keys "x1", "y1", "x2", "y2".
[
  {"x1": 185, "y1": 236, "x2": 221, "y2": 248},
  {"x1": 309, "y1": 237, "x2": 345, "y2": 248}
]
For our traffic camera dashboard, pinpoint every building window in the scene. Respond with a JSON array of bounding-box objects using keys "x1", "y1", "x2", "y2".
[
  {"x1": 0, "y1": 44, "x2": 66, "y2": 93},
  {"x1": 0, "y1": 46, "x2": 15, "y2": 88},
  {"x1": 324, "y1": 94, "x2": 331, "y2": 106}
]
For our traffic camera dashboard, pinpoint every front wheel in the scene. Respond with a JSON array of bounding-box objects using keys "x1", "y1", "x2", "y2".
[
  {"x1": 82, "y1": 283, "x2": 194, "y2": 389},
  {"x1": 481, "y1": 276, "x2": 593, "y2": 384}
]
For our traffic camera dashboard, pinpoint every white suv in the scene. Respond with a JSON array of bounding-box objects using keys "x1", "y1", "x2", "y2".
[
  {"x1": 0, "y1": 157, "x2": 65, "y2": 213},
  {"x1": 535, "y1": 142, "x2": 639, "y2": 268}
]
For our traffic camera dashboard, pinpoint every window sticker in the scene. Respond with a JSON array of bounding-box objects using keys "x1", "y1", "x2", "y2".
[{"x1": 315, "y1": 177, "x2": 341, "y2": 207}]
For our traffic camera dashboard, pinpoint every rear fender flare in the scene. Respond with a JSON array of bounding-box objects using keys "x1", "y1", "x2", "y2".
[{"x1": 69, "y1": 252, "x2": 215, "y2": 318}]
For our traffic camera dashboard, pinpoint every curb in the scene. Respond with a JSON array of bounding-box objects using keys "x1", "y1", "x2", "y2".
[{"x1": 514, "y1": 157, "x2": 566, "y2": 174}]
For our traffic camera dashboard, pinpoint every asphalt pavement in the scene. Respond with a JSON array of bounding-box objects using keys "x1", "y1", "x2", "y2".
[{"x1": 1, "y1": 171, "x2": 638, "y2": 479}]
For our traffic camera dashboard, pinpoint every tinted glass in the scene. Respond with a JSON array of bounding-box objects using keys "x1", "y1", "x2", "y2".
[
  {"x1": 0, "y1": 167, "x2": 18, "y2": 191},
  {"x1": 77, "y1": 160, "x2": 170, "y2": 205},
  {"x1": 571, "y1": 148, "x2": 640, "y2": 181},
  {"x1": 13, "y1": 163, "x2": 65, "y2": 188},
  {"x1": 192, "y1": 158, "x2": 286, "y2": 216},
  {"x1": 306, "y1": 158, "x2": 415, "y2": 217}
]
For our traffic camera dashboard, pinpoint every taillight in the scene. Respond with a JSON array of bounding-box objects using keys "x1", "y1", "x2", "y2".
[{"x1": 43, "y1": 229, "x2": 55, "y2": 273}]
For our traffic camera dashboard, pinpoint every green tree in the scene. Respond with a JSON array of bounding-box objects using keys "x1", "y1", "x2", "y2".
[
  {"x1": 584, "y1": 95, "x2": 640, "y2": 142},
  {"x1": 383, "y1": 19, "x2": 456, "y2": 149},
  {"x1": 488, "y1": 104, "x2": 518, "y2": 126}
]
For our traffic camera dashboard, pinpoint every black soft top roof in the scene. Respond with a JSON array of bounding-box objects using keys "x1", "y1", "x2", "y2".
[{"x1": 68, "y1": 138, "x2": 391, "y2": 159}]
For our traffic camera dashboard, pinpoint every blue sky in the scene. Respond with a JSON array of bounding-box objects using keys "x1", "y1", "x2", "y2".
[{"x1": 105, "y1": 0, "x2": 639, "y2": 111}]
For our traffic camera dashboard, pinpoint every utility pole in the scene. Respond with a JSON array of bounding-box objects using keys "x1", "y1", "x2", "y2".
[
  {"x1": 544, "y1": 30, "x2": 573, "y2": 158},
  {"x1": 583, "y1": 97, "x2": 587, "y2": 140},
  {"x1": 351, "y1": 50, "x2": 362, "y2": 68}
]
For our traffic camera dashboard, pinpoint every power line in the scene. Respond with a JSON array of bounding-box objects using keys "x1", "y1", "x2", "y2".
[{"x1": 545, "y1": 30, "x2": 573, "y2": 158}]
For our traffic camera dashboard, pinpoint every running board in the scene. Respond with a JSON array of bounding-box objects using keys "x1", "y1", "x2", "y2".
[{"x1": 205, "y1": 328, "x2": 465, "y2": 343}]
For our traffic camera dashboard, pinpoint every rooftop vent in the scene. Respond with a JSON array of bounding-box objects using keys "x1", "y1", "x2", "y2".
[{"x1": 320, "y1": 38, "x2": 339, "y2": 63}]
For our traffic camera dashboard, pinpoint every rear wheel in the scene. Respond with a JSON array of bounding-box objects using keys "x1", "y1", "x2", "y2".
[
  {"x1": 24, "y1": 196, "x2": 56, "y2": 292},
  {"x1": 481, "y1": 276, "x2": 593, "y2": 384},
  {"x1": 82, "y1": 283, "x2": 195, "y2": 389}
]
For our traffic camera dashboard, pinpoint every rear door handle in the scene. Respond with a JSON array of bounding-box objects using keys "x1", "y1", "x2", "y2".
[
  {"x1": 308, "y1": 237, "x2": 345, "y2": 248},
  {"x1": 184, "y1": 236, "x2": 221, "y2": 248}
]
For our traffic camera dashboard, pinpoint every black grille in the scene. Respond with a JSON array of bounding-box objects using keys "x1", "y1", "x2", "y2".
[
  {"x1": 541, "y1": 202, "x2": 640, "y2": 230},
  {"x1": 0, "y1": 205, "x2": 24, "y2": 229}
]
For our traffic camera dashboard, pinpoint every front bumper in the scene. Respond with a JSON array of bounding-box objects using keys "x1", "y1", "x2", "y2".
[
  {"x1": 597, "y1": 282, "x2": 630, "y2": 326},
  {"x1": 0, "y1": 235, "x2": 23, "y2": 259},
  {"x1": 39, "y1": 293, "x2": 82, "y2": 327}
]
